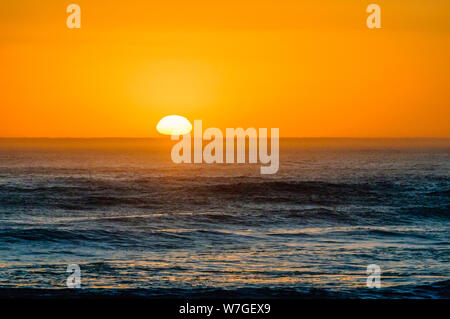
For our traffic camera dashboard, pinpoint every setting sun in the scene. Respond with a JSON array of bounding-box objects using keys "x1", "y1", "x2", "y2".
[{"x1": 156, "y1": 115, "x2": 192, "y2": 135}]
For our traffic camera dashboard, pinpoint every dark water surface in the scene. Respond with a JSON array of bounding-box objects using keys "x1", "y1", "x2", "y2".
[{"x1": 0, "y1": 139, "x2": 448, "y2": 298}]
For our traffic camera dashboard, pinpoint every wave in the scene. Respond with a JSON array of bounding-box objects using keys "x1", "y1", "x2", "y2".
[
  {"x1": 0, "y1": 227, "x2": 191, "y2": 248},
  {"x1": 0, "y1": 279, "x2": 449, "y2": 298},
  {"x1": 0, "y1": 178, "x2": 438, "y2": 209}
]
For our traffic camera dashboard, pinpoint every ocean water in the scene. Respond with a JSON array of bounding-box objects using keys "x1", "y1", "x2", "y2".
[{"x1": 0, "y1": 138, "x2": 448, "y2": 298}]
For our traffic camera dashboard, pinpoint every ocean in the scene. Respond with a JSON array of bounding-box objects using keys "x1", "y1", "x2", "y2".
[{"x1": 0, "y1": 138, "x2": 448, "y2": 298}]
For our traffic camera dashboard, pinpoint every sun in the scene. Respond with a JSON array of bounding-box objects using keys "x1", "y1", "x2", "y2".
[{"x1": 156, "y1": 115, "x2": 192, "y2": 135}]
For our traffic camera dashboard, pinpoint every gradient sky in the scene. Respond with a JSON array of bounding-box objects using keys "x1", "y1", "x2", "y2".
[{"x1": 1, "y1": 0, "x2": 449, "y2": 137}]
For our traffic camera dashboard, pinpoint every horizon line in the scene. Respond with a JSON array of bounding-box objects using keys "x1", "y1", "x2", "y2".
[{"x1": 0, "y1": 137, "x2": 449, "y2": 140}]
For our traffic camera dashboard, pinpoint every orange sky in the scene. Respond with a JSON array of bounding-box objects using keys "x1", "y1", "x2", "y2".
[{"x1": 1, "y1": 0, "x2": 449, "y2": 137}]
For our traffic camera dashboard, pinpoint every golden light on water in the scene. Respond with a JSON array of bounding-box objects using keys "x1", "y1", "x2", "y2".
[{"x1": 156, "y1": 115, "x2": 192, "y2": 136}]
